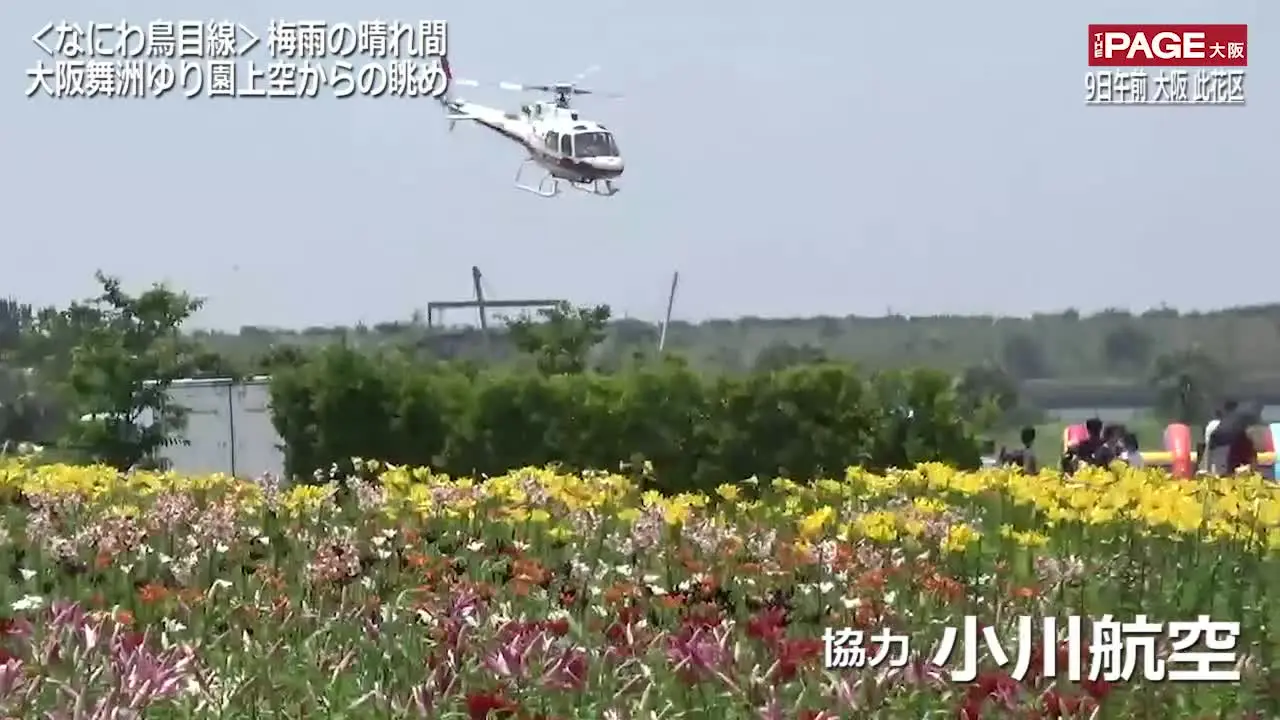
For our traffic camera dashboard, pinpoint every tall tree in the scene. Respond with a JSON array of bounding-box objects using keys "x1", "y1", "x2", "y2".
[
  {"x1": 1102, "y1": 323, "x2": 1153, "y2": 374},
  {"x1": 1149, "y1": 346, "x2": 1224, "y2": 424},
  {"x1": 753, "y1": 341, "x2": 828, "y2": 373},
  {"x1": 1000, "y1": 332, "x2": 1049, "y2": 380},
  {"x1": 0, "y1": 298, "x2": 67, "y2": 446},
  {"x1": 507, "y1": 302, "x2": 610, "y2": 375},
  {"x1": 61, "y1": 272, "x2": 213, "y2": 470},
  {"x1": 955, "y1": 363, "x2": 1020, "y2": 431},
  {"x1": 0, "y1": 298, "x2": 33, "y2": 354}
]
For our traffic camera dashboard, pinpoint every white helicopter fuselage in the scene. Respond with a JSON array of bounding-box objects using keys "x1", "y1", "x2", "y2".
[
  {"x1": 443, "y1": 94, "x2": 624, "y2": 196},
  {"x1": 447, "y1": 98, "x2": 624, "y2": 181}
]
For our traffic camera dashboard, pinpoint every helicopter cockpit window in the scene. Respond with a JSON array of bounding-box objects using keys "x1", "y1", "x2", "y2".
[
  {"x1": 559, "y1": 134, "x2": 572, "y2": 156},
  {"x1": 571, "y1": 132, "x2": 618, "y2": 158}
]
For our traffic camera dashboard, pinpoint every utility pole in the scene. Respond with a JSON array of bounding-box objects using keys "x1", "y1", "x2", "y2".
[
  {"x1": 472, "y1": 266, "x2": 489, "y2": 352},
  {"x1": 658, "y1": 271, "x2": 680, "y2": 353}
]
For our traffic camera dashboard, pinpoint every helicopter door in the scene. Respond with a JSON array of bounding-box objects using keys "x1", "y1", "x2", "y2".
[{"x1": 559, "y1": 134, "x2": 572, "y2": 157}]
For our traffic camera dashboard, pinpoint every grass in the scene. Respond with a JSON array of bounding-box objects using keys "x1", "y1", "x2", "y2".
[{"x1": 0, "y1": 458, "x2": 1277, "y2": 718}]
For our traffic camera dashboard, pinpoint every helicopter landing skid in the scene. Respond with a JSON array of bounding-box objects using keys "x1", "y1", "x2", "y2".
[
  {"x1": 513, "y1": 159, "x2": 559, "y2": 198},
  {"x1": 570, "y1": 179, "x2": 618, "y2": 197}
]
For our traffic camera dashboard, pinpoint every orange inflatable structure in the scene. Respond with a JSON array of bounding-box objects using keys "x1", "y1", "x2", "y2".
[
  {"x1": 1141, "y1": 423, "x2": 1279, "y2": 478},
  {"x1": 1163, "y1": 424, "x2": 1193, "y2": 478}
]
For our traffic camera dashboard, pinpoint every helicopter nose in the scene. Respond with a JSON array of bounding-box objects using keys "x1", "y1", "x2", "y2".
[{"x1": 589, "y1": 156, "x2": 624, "y2": 176}]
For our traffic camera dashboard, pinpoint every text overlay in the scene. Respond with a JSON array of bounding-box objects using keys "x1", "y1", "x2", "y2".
[{"x1": 26, "y1": 20, "x2": 450, "y2": 99}]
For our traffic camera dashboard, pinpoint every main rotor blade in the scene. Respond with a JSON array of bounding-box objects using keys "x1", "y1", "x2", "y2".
[
  {"x1": 455, "y1": 79, "x2": 533, "y2": 92},
  {"x1": 573, "y1": 65, "x2": 601, "y2": 84},
  {"x1": 487, "y1": 77, "x2": 622, "y2": 100},
  {"x1": 499, "y1": 82, "x2": 595, "y2": 94},
  {"x1": 571, "y1": 88, "x2": 624, "y2": 99}
]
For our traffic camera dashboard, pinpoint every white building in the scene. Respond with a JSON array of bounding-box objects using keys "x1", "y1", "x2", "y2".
[{"x1": 80, "y1": 376, "x2": 286, "y2": 478}]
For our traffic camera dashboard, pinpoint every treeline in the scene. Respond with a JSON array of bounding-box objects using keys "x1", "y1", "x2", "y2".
[
  {"x1": 3, "y1": 273, "x2": 1231, "y2": 479},
  {"x1": 268, "y1": 345, "x2": 981, "y2": 491},
  {"x1": 188, "y1": 307, "x2": 1271, "y2": 423},
  {"x1": 193, "y1": 305, "x2": 1280, "y2": 387},
  {"x1": 3, "y1": 275, "x2": 982, "y2": 483}
]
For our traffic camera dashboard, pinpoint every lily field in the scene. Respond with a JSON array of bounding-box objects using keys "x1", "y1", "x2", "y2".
[{"x1": 0, "y1": 458, "x2": 1278, "y2": 719}]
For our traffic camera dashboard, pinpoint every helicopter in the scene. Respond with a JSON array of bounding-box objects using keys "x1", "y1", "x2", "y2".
[{"x1": 437, "y1": 57, "x2": 625, "y2": 198}]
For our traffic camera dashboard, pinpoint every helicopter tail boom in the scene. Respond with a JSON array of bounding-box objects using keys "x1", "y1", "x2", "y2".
[
  {"x1": 437, "y1": 55, "x2": 472, "y2": 130},
  {"x1": 440, "y1": 55, "x2": 454, "y2": 98}
]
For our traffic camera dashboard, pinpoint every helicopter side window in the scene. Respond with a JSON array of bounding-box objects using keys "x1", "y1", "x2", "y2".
[
  {"x1": 572, "y1": 132, "x2": 616, "y2": 158},
  {"x1": 545, "y1": 131, "x2": 558, "y2": 152},
  {"x1": 559, "y1": 134, "x2": 572, "y2": 156}
]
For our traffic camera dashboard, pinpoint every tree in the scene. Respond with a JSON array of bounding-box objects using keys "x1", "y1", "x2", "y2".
[
  {"x1": 1000, "y1": 333, "x2": 1049, "y2": 380},
  {"x1": 753, "y1": 342, "x2": 828, "y2": 373},
  {"x1": 1149, "y1": 347, "x2": 1224, "y2": 424},
  {"x1": 254, "y1": 345, "x2": 309, "y2": 373},
  {"x1": 955, "y1": 363, "x2": 1020, "y2": 431},
  {"x1": 816, "y1": 316, "x2": 843, "y2": 340},
  {"x1": 506, "y1": 302, "x2": 610, "y2": 375},
  {"x1": 0, "y1": 298, "x2": 69, "y2": 447},
  {"x1": 706, "y1": 344, "x2": 746, "y2": 374},
  {"x1": 0, "y1": 299, "x2": 33, "y2": 354},
  {"x1": 612, "y1": 318, "x2": 659, "y2": 352},
  {"x1": 0, "y1": 366, "x2": 56, "y2": 447},
  {"x1": 1102, "y1": 324, "x2": 1153, "y2": 373},
  {"x1": 60, "y1": 272, "x2": 212, "y2": 470}
]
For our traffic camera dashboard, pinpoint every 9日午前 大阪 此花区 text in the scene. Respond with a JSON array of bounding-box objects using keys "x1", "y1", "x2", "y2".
[
  {"x1": 1085, "y1": 68, "x2": 1245, "y2": 105},
  {"x1": 825, "y1": 615, "x2": 1241, "y2": 683},
  {"x1": 26, "y1": 19, "x2": 450, "y2": 99}
]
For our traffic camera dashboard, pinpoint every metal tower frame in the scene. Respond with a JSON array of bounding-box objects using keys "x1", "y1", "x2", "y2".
[{"x1": 425, "y1": 266, "x2": 563, "y2": 347}]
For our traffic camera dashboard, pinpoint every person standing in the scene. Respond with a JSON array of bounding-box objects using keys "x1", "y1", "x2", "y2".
[
  {"x1": 1204, "y1": 409, "x2": 1223, "y2": 450},
  {"x1": 1120, "y1": 432, "x2": 1144, "y2": 467},
  {"x1": 1061, "y1": 418, "x2": 1104, "y2": 473},
  {"x1": 1093, "y1": 424, "x2": 1125, "y2": 467},
  {"x1": 999, "y1": 426, "x2": 1039, "y2": 473},
  {"x1": 1227, "y1": 422, "x2": 1259, "y2": 472}
]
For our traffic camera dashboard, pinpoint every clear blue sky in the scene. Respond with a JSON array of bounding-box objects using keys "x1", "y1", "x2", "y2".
[{"x1": 1, "y1": 0, "x2": 1272, "y2": 330}]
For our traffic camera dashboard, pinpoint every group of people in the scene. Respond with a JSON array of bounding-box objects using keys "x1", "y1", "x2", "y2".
[
  {"x1": 994, "y1": 419, "x2": 1143, "y2": 475},
  {"x1": 995, "y1": 400, "x2": 1264, "y2": 477},
  {"x1": 1059, "y1": 418, "x2": 1144, "y2": 474},
  {"x1": 1200, "y1": 400, "x2": 1260, "y2": 474}
]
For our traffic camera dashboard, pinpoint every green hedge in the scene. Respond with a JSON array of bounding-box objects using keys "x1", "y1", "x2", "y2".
[{"x1": 267, "y1": 346, "x2": 981, "y2": 492}]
